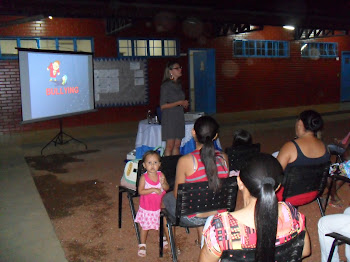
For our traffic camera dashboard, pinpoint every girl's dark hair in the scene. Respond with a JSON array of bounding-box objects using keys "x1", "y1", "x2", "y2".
[
  {"x1": 141, "y1": 150, "x2": 161, "y2": 173},
  {"x1": 232, "y1": 129, "x2": 252, "y2": 147},
  {"x1": 239, "y1": 153, "x2": 283, "y2": 262},
  {"x1": 298, "y1": 110, "x2": 323, "y2": 135},
  {"x1": 194, "y1": 116, "x2": 220, "y2": 192},
  {"x1": 162, "y1": 60, "x2": 180, "y2": 83}
]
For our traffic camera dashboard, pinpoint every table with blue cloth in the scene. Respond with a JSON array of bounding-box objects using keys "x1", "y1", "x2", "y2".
[{"x1": 135, "y1": 119, "x2": 222, "y2": 159}]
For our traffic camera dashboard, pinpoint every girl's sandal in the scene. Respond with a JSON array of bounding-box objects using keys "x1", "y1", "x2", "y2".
[
  {"x1": 138, "y1": 244, "x2": 146, "y2": 257},
  {"x1": 163, "y1": 236, "x2": 169, "y2": 249}
]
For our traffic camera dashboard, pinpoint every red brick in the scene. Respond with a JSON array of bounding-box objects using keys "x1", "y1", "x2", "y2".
[{"x1": 5, "y1": 71, "x2": 17, "y2": 75}]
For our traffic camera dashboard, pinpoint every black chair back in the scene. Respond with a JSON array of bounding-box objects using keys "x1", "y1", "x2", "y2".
[
  {"x1": 160, "y1": 155, "x2": 182, "y2": 191},
  {"x1": 135, "y1": 154, "x2": 181, "y2": 193},
  {"x1": 221, "y1": 230, "x2": 306, "y2": 262},
  {"x1": 282, "y1": 162, "x2": 330, "y2": 200},
  {"x1": 225, "y1": 143, "x2": 260, "y2": 171},
  {"x1": 133, "y1": 159, "x2": 145, "y2": 195},
  {"x1": 326, "y1": 232, "x2": 350, "y2": 262},
  {"x1": 175, "y1": 177, "x2": 238, "y2": 225}
]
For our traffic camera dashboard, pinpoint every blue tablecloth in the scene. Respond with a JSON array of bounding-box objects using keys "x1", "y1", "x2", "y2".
[{"x1": 135, "y1": 119, "x2": 221, "y2": 159}]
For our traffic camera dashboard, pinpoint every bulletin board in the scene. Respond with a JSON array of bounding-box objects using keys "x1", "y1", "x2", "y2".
[{"x1": 93, "y1": 58, "x2": 148, "y2": 107}]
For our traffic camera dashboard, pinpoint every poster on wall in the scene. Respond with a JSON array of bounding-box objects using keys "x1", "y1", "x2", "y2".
[{"x1": 94, "y1": 58, "x2": 148, "y2": 107}]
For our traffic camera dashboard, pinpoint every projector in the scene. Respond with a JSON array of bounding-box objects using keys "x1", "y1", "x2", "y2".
[{"x1": 184, "y1": 112, "x2": 205, "y2": 122}]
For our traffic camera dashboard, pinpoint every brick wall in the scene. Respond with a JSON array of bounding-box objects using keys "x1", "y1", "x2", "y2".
[
  {"x1": 0, "y1": 16, "x2": 349, "y2": 133},
  {"x1": 0, "y1": 60, "x2": 22, "y2": 132},
  {"x1": 211, "y1": 26, "x2": 350, "y2": 112}
]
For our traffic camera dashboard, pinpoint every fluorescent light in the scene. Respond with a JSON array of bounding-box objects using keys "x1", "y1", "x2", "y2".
[
  {"x1": 301, "y1": 44, "x2": 308, "y2": 51},
  {"x1": 283, "y1": 25, "x2": 295, "y2": 30}
]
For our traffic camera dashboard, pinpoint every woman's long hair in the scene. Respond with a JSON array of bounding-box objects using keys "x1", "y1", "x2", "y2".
[
  {"x1": 194, "y1": 116, "x2": 220, "y2": 192},
  {"x1": 162, "y1": 60, "x2": 180, "y2": 83},
  {"x1": 298, "y1": 110, "x2": 323, "y2": 136},
  {"x1": 239, "y1": 153, "x2": 283, "y2": 262}
]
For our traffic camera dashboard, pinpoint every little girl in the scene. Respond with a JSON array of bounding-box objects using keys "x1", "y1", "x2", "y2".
[{"x1": 134, "y1": 150, "x2": 169, "y2": 257}]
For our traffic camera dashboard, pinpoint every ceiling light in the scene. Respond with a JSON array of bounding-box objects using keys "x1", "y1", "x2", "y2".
[
  {"x1": 283, "y1": 25, "x2": 295, "y2": 30},
  {"x1": 301, "y1": 44, "x2": 308, "y2": 51},
  {"x1": 48, "y1": 16, "x2": 53, "y2": 19}
]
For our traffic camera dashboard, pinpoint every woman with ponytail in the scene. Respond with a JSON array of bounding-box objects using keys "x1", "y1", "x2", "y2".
[
  {"x1": 199, "y1": 153, "x2": 310, "y2": 262},
  {"x1": 162, "y1": 116, "x2": 229, "y2": 244}
]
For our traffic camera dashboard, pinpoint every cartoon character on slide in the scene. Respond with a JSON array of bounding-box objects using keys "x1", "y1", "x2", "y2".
[{"x1": 47, "y1": 60, "x2": 60, "y2": 81}]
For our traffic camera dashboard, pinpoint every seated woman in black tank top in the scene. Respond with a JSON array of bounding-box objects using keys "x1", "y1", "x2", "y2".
[{"x1": 276, "y1": 110, "x2": 330, "y2": 204}]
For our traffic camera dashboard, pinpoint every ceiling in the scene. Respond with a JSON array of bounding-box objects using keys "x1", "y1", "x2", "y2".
[{"x1": 1, "y1": 0, "x2": 350, "y2": 30}]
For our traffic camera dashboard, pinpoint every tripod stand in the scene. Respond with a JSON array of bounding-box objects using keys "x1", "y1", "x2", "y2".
[{"x1": 41, "y1": 119, "x2": 87, "y2": 155}]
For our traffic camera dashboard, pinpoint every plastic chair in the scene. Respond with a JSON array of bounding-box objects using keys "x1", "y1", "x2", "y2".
[
  {"x1": 118, "y1": 155, "x2": 181, "y2": 244},
  {"x1": 220, "y1": 230, "x2": 306, "y2": 262},
  {"x1": 326, "y1": 232, "x2": 350, "y2": 262},
  {"x1": 225, "y1": 143, "x2": 260, "y2": 172},
  {"x1": 281, "y1": 161, "x2": 330, "y2": 216},
  {"x1": 159, "y1": 177, "x2": 238, "y2": 261}
]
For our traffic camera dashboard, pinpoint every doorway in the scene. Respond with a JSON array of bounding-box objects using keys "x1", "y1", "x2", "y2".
[
  {"x1": 188, "y1": 49, "x2": 216, "y2": 114},
  {"x1": 341, "y1": 51, "x2": 350, "y2": 101}
]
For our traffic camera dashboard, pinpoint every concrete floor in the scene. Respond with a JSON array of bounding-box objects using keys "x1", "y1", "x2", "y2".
[{"x1": 0, "y1": 102, "x2": 349, "y2": 262}]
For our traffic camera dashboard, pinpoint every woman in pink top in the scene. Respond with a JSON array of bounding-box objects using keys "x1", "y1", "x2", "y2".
[
  {"x1": 162, "y1": 116, "x2": 229, "y2": 245},
  {"x1": 199, "y1": 153, "x2": 311, "y2": 262}
]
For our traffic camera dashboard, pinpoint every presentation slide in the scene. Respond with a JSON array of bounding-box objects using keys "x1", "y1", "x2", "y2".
[{"x1": 19, "y1": 49, "x2": 95, "y2": 123}]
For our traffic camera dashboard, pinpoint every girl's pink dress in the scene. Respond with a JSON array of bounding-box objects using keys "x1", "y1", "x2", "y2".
[{"x1": 135, "y1": 171, "x2": 165, "y2": 230}]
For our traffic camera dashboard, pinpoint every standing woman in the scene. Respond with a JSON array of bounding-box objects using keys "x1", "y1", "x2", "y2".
[{"x1": 160, "y1": 61, "x2": 189, "y2": 156}]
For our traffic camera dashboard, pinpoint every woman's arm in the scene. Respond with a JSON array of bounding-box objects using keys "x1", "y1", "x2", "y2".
[
  {"x1": 173, "y1": 155, "x2": 190, "y2": 197},
  {"x1": 277, "y1": 141, "x2": 294, "y2": 170},
  {"x1": 302, "y1": 230, "x2": 311, "y2": 258},
  {"x1": 222, "y1": 152, "x2": 229, "y2": 171},
  {"x1": 160, "y1": 100, "x2": 188, "y2": 110},
  {"x1": 198, "y1": 242, "x2": 220, "y2": 262}
]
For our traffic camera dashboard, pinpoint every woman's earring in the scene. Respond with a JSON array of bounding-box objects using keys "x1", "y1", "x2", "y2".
[{"x1": 170, "y1": 74, "x2": 174, "y2": 80}]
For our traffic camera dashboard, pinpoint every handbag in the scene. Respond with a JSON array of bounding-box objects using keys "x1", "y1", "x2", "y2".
[
  {"x1": 120, "y1": 160, "x2": 139, "y2": 191},
  {"x1": 120, "y1": 146, "x2": 164, "y2": 191}
]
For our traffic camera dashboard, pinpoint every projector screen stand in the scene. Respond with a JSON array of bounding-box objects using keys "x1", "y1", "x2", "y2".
[{"x1": 41, "y1": 119, "x2": 87, "y2": 155}]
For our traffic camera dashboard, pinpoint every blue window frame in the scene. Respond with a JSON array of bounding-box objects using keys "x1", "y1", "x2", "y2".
[
  {"x1": 117, "y1": 38, "x2": 179, "y2": 58},
  {"x1": 0, "y1": 37, "x2": 94, "y2": 59},
  {"x1": 233, "y1": 40, "x2": 289, "y2": 57},
  {"x1": 300, "y1": 42, "x2": 338, "y2": 58}
]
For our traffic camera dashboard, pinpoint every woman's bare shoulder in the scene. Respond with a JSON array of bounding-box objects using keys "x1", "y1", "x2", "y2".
[
  {"x1": 176, "y1": 153, "x2": 194, "y2": 170},
  {"x1": 278, "y1": 140, "x2": 296, "y2": 155},
  {"x1": 179, "y1": 153, "x2": 193, "y2": 162}
]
